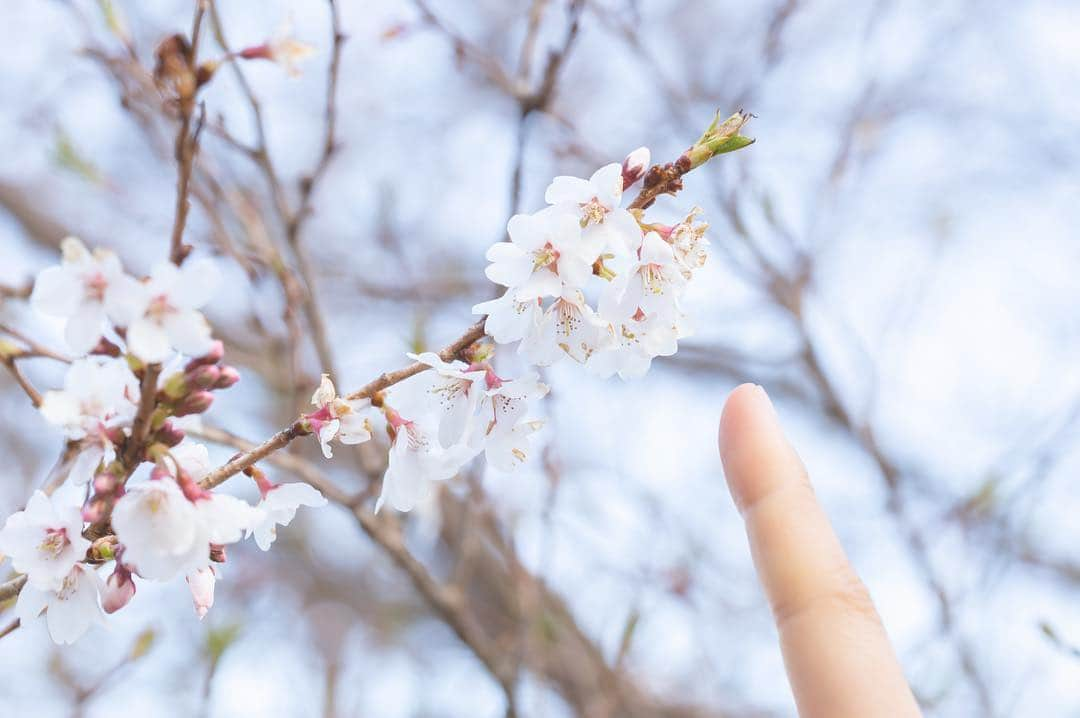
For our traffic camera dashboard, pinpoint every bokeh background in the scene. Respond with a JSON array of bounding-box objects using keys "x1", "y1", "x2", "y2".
[{"x1": 1, "y1": 0, "x2": 1079, "y2": 716}]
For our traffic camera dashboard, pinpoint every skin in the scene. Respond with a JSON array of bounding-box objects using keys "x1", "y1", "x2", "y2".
[{"x1": 718, "y1": 384, "x2": 923, "y2": 718}]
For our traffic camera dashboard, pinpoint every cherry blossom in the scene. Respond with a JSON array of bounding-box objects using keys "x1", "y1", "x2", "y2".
[
  {"x1": 544, "y1": 162, "x2": 643, "y2": 256},
  {"x1": 472, "y1": 290, "x2": 542, "y2": 345},
  {"x1": 112, "y1": 465, "x2": 259, "y2": 581},
  {"x1": 404, "y1": 352, "x2": 488, "y2": 447},
  {"x1": 519, "y1": 288, "x2": 606, "y2": 365},
  {"x1": 238, "y1": 21, "x2": 314, "y2": 76},
  {"x1": 29, "y1": 237, "x2": 139, "y2": 355},
  {"x1": 38, "y1": 357, "x2": 139, "y2": 483},
  {"x1": 376, "y1": 409, "x2": 478, "y2": 513},
  {"x1": 468, "y1": 370, "x2": 548, "y2": 471},
  {"x1": 0, "y1": 490, "x2": 90, "y2": 592},
  {"x1": 306, "y1": 374, "x2": 373, "y2": 458},
  {"x1": 14, "y1": 564, "x2": 105, "y2": 645},
  {"x1": 110, "y1": 258, "x2": 221, "y2": 363},
  {"x1": 249, "y1": 481, "x2": 327, "y2": 551},
  {"x1": 484, "y1": 209, "x2": 602, "y2": 299}
]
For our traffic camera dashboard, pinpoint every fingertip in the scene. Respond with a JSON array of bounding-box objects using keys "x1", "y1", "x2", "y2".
[
  {"x1": 718, "y1": 383, "x2": 798, "y2": 512},
  {"x1": 718, "y1": 383, "x2": 772, "y2": 456}
]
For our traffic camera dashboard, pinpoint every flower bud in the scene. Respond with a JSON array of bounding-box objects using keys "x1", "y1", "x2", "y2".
[
  {"x1": 621, "y1": 146, "x2": 651, "y2": 190},
  {"x1": 184, "y1": 341, "x2": 224, "y2": 372},
  {"x1": 186, "y1": 566, "x2": 216, "y2": 619},
  {"x1": 103, "y1": 565, "x2": 137, "y2": 614},
  {"x1": 94, "y1": 473, "x2": 119, "y2": 494},
  {"x1": 160, "y1": 372, "x2": 189, "y2": 401},
  {"x1": 82, "y1": 497, "x2": 108, "y2": 523},
  {"x1": 175, "y1": 390, "x2": 214, "y2": 417},
  {"x1": 186, "y1": 364, "x2": 221, "y2": 389},
  {"x1": 214, "y1": 365, "x2": 240, "y2": 389},
  {"x1": 209, "y1": 544, "x2": 227, "y2": 563},
  {"x1": 156, "y1": 421, "x2": 186, "y2": 448},
  {"x1": 681, "y1": 109, "x2": 755, "y2": 170}
]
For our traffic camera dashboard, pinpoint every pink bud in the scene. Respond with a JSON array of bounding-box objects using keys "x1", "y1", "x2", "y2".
[
  {"x1": 621, "y1": 146, "x2": 651, "y2": 190},
  {"x1": 93, "y1": 473, "x2": 119, "y2": 494},
  {"x1": 102, "y1": 566, "x2": 137, "y2": 614},
  {"x1": 186, "y1": 567, "x2": 216, "y2": 620},
  {"x1": 157, "y1": 421, "x2": 186, "y2": 447},
  {"x1": 186, "y1": 364, "x2": 221, "y2": 389},
  {"x1": 214, "y1": 365, "x2": 240, "y2": 389},
  {"x1": 82, "y1": 498, "x2": 107, "y2": 523},
  {"x1": 184, "y1": 341, "x2": 224, "y2": 372},
  {"x1": 209, "y1": 544, "x2": 227, "y2": 563},
  {"x1": 175, "y1": 390, "x2": 214, "y2": 416}
]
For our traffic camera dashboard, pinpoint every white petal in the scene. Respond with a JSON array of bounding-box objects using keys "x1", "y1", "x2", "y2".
[
  {"x1": 544, "y1": 176, "x2": 593, "y2": 205},
  {"x1": 589, "y1": 163, "x2": 624, "y2": 207},
  {"x1": 30, "y1": 265, "x2": 80, "y2": 317},
  {"x1": 172, "y1": 258, "x2": 222, "y2": 309},
  {"x1": 164, "y1": 309, "x2": 214, "y2": 357},
  {"x1": 64, "y1": 303, "x2": 107, "y2": 355},
  {"x1": 104, "y1": 274, "x2": 149, "y2": 327},
  {"x1": 126, "y1": 318, "x2": 172, "y2": 363}
]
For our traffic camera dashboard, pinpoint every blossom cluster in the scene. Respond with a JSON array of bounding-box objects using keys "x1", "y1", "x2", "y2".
[
  {"x1": 0, "y1": 240, "x2": 326, "y2": 643},
  {"x1": 0, "y1": 141, "x2": 722, "y2": 646},
  {"x1": 473, "y1": 149, "x2": 710, "y2": 379}
]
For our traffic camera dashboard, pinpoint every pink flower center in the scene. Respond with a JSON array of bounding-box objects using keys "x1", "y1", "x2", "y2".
[
  {"x1": 147, "y1": 294, "x2": 175, "y2": 321},
  {"x1": 84, "y1": 271, "x2": 108, "y2": 302},
  {"x1": 38, "y1": 527, "x2": 70, "y2": 558}
]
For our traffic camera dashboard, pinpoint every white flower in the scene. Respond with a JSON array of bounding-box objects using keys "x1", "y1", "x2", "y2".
[
  {"x1": 483, "y1": 418, "x2": 544, "y2": 472},
  {"x1": 112, "y1": 258, "x2": 221, "y2": 363},
  {"x1": 112, "y1": 477, "x2": 258, "y2": 580},
  {"x1": 186, "y1": 566, "x2": 216, "y2": 619},
  {"x1": 472, "y1": 290, "x2": 542, "y2": 345},
  {"x1": 519, "y1": 288, "x2": 605, "y2": 365},
  {"x1": 469, "y1": 371, "x2": 548, "y2": 471},
  {"x1": 405, "y1": 352, "x2": 487, "y2": 448},
  {"x1": 308, "y1": 374, "x2": 373, "y2": 458},
  {"x1": 376, "y1": 414, "x2": 478, "y2": 513},
  {"x1": 30, "y1": 237, "x2": 139, "y2": 355},
  {"x1": 616, "y1": 231, "x2": 687, "y2": 317},
  {"x1": 111, "y1": 479, "x2": 199, "y2": 580},
  {"x1": 249, "y1": 482, "x2": 327, "y2": 551},
  {"x1": 544, "y1": 163, "x2": 642, "y2": 256},
  {"x1": 15, "y1": 564, "x2": 105, "y2": 645},
  {"x1": 668, "y1": 207, "x2": 710, "y2": 276},
  {"x1": 484, "y1": 209, "x2": 602, "y2": 299},
  {"x1": 0, "y1": 491, "x2": 90, "y2": 592},
  {"x1": 39, "y1": 358, "x2": 138, "y2": 484}
]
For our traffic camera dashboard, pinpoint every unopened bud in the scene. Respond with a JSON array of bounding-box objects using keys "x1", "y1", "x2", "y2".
[
  {"x1": 103, "y1": 565, "x2": 137, "y2": 614},
  {"x1": 621, "y1": 146, "x2": 651, "y2": 190},
  {"x1": 184, "y1": 341, "x2": 224, "y2": 372},
  {"x1": 82, "y1": 498, "x2": 108, "y2": 523},
  {"x1": 682, "y1": 109, "x2": 755, "y2": 170},
  {"x1": 175, "y1": 390, "x2": 214, "y2": 417},
  {"x1": 209, "y1": 544, "x2": 227, "y2": 563},
  {"x1": 93, "y1": 473, "x2": 119, "y2": 494},
  {"x1": 160, "y1": 372, "x2": 189, "y2": 401},
  {"x1": 186, "y1": 364, "x2": 221, "y2": 389},
  {"x1": 214, "y1": 365, "x2": 240, "y2": 389},
  {"x1": 157, "y1": 421, "x2": 186, "y2": 447}
]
